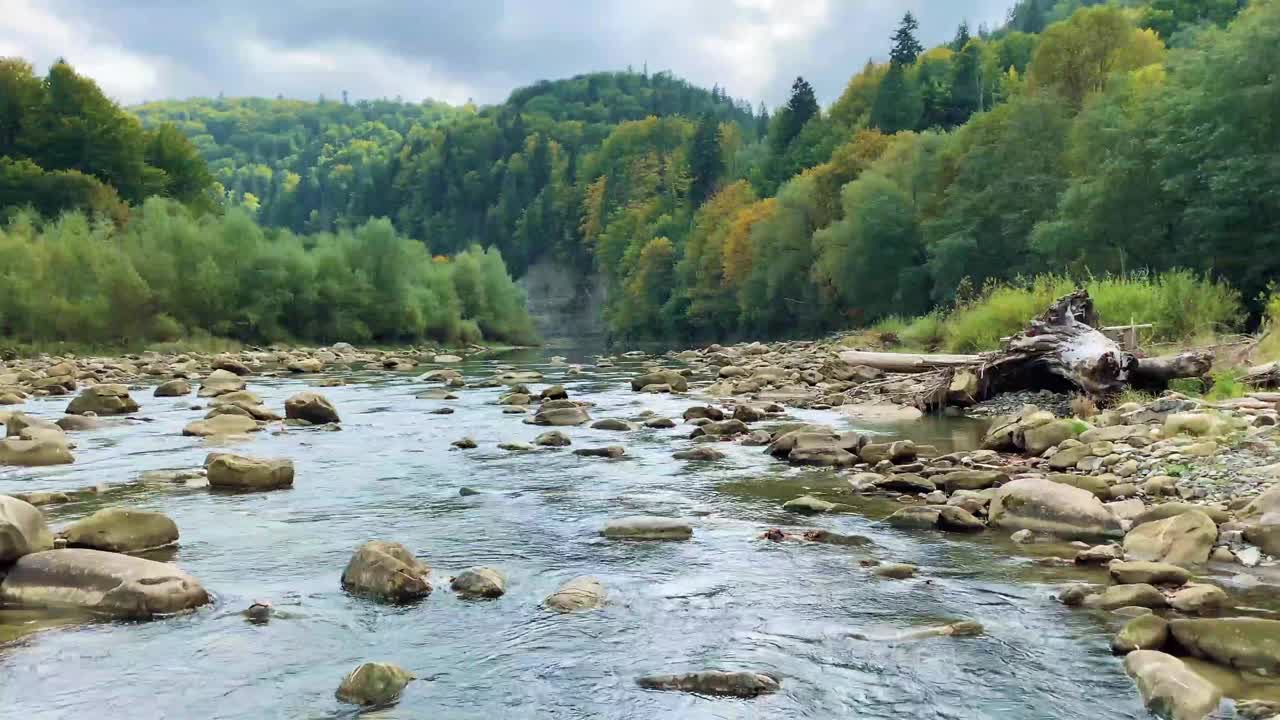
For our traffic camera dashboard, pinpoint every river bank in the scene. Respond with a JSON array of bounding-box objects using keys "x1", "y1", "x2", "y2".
[{"x1": 1, "y1": 340, "x2": 1279, "y2": 717}]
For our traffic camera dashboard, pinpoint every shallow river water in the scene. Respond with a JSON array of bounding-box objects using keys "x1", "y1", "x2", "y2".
[{"x1": 0, "y1": 347, "x2": 1151, "y2": 719}]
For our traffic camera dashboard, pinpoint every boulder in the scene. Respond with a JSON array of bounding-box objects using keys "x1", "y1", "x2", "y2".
[
  {"x1": 1168, "y1": 618, "x2": 1280, "y2": 675},
  {"x1": 544, "y1": 576, "x2": 605, "y2": 612},
  {"x1": 682, "y1": 406, "x2": 724, "y2": 422},
  {"x1": 198, "y1": 369, "x2": 246, "y2": 397},
  {"x1": 1123, "y1": 511, "x2": 1216, "y2": 567},
  {"x1": 1163, "y1": 412, "x2": 1225, "y2": 438},
  {"x1": 335, "y1": 662, "x2": 414, "y2": 706},
  {"x1": 1075, "y1": 544, "x2": 1124, "y2": 565},
  {"x1": 212, "y1": 356, "x2": 252, "y2": 376},
  {"x1": 885, "y1": 506, "x2": 941, "y2": 530},
  {"x1": 55, "y1": 414, "x2": 99, "y2": 431},
  {"x1": 1083, "y1": 584, "x2": 1168, "y2": 610},
  {"x1": 938, "y1": 506, "x2": 986, "y2": 533},
  {"x1": 875, "y1": 474, "x2": 936, "y2": 494},
  {"x1": 1168, "y1": 584, "x2": 1229, "y2": 614},
  {"x1": 1108, "y1": 561, "x2": 1192, "y2": 586},
  {"x1": 182, "y1": 414, "x2": 259, "y2": 437},
  {"x1": 206, "y1": 454, "x2": 294, "y2": 491},
  {"x1": 533, "y1": 405, "x2": 591, "y2": 426},
  {"x1": 732, "y1": 405, "x2": 766, "y2": 423},
  {"x1": 535, "y1": 431, "x2": 571, "y2": 447},
  {"x1": 636, "y1": 670, "x2": 780, "y2": 697},
  {"x1": 591, "y1": 419, "x2": 632, "y2": 431},
  {"x1": 65, "y1": 384, "x2": 138, "y2": 416},
  {"x1": 692, "y1": 419, "x2": 750, "y2": 438},
  {"x1": 783, "y1": 496, "x2": 836, "y2": 514},
  {"x1": 0, "y1": 438, "x2": 74, "y2": 466},
  {"x1": 450, "y1": 567, "x2": 506, "y2": 599},
  {"x1": 1023, "y1": 419, "x2": 1078, "y2": 456},
  {"x1": 539, "y1": 385, "x2": 568, "y2": 400},
  {"x1": 673, "y1": 447, "x2": 725, "y2": 461},
  {"x1": 451, "y1": 437, "x2": 477, "y2": 450},
  {"x1": 1124, "y1": 650, "x2": 1222, "y2": 720},
  {"x1": 630, "y1": 370, "x2": 688, "y2": 393},
  {"x1": 1045, "y1": 473, "x2": 1110, "y2": 499},
  {"x1": 574, "y1": 446, "x2": 624, "y2": 459},
  {"x1": 988, "y1": 478, "x2": 1123, "y2": 539},
  {"x1": 872, "y1": 563, "x2": 918, "y2": 579},
  {"x1": 601, "y1": 516, "x2": 692, "y2": 540},
  {"x1": 859, "y1": 440, "x2": 916, "y2": 465},
  {"x1": 60, "y1": 507, "x2": 179, "y2": 553},
  {"x1": 1132, "y1": 503, "x2": 1229, "y2": 527},
  {"x1": 0, "y1": 495, "x2": 54, "y2": 564},
  {"x1": 0, "y1": 549, "x2": 209, "y2": 618},
  {"x1": 286, "y1": 358, "x2": 323, "y2": 373},
  {"x1": 284, "y1": 391, "x2": 339, "y2": 424},
  {"x1": 1111, "y1": 615, "x2": 1169, "y2": 654},
  {"x1": 939, "y1": 470, "x2": 1007, "y2": 493},
  {"x1": 1047, "y1": 444, "x2": 1092, "y2": 470},
  {"x1": 341, "y1": 540, "x2": 431, "y2": 603},
  {"x1": 643, "y1": 417, "x2": 676, "y2": 429}
]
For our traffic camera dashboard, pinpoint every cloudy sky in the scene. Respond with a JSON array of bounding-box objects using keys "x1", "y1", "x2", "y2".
[{"x1": 2, "y1": 0, "x2": 1012, "y2": 109}]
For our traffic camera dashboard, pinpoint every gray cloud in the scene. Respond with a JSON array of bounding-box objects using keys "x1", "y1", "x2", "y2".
[{"x1": 3, "y1": 0, "x2": 1011, "y2": 108}]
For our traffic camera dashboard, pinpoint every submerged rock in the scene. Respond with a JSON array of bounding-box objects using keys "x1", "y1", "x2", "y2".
[
  {"x1": 1123, "y1": 650, "x2": 1222, "y2": 720},
  {"x1": 450, "y1": 567, "x2": 506, "y2": 599},
  {"x1": 574, "y1": 446, "x2": 624, "y2": 459},
  {"x1": 782, "y1": 496, "x2": 836, "y2": 515},
  {"x1": 0, "y1": 495, "x2": 55, "y2": 564},
  {"x1": 630, "y1": 370, "x2": 687, "y2": 393},
  {"x1": 452, "y1": 437, "x2": 477, "y2": 449},
  {"x1": 534, "y1": 404, "x2": 591, "y2": 426},
  {"x1": 534, "y1": 430, "x2": 571, "y2": 447},
  {"x1": 206, "y1": 454, "x2": 294, "y2": 491},
  {"x1": 1108, "y1": 561, "x2": 1191, "y2": 586},
  {"x1": 60, "y1": 507, "x2": 179, "y2": 553},
  {"x1": 0, "y1": 549, "x2": 209, "y2": 618},
  {"x1": 544, "y1": 576, "x2": 605, "y2": 612},
  {"x1": 0, "y1": 438, "x2": 74, "y2": 466},
  {"x1": 335, "y1": 662, "x2": 414, "y2": 706},
  {"x1": 341, "y1": 540, "x2": 431, "y2": 603},
  {"x1": 182, "y1": 414, "x2": 259, "y2": 437},
  {"x1": 601, "y1": 516, "x2": 692, "y2": 540},
  {"x1": 636, "y1": 670, "x2": 780, "y2": 697},
  {"x1": 1084, "y1": 584, "x2": 1168, "y2": 610},
  {"x1": 198, "y1": 369, "x2": 246, "y2": 397},
  {"x1": 872, "y1": 563, "x2": 918, "y2": 579},
  {"x1": 672, "y1": 446, "x2": 725, "y2": 461}
]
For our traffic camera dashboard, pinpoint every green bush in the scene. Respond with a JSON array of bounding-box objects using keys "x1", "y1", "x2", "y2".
[{"x1": 0, "y1": 199, "x2": 537, "y2": 347}]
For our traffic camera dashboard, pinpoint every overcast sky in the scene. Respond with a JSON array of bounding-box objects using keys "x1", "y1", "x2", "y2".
[{"x1": 2, "y1": 0, "x2": 1012, "y2": 109}]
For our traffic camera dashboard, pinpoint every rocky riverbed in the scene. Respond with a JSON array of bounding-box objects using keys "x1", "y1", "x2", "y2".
[{"x1": 2, "y1": 340, "x2": 1280, "y2": 718}]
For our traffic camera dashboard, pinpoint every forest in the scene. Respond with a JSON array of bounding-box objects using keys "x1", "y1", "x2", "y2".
[{"x1": 1, "y1": 0, "x2": 1275, "y2": 348}]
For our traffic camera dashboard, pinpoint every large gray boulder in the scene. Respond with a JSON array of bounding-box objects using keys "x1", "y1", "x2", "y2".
[
  {"x1": 1169, "y1": 618, "x2": 1280, "y2": 675},
  {"x1": 544, "y1": 576, "x2": 605, "y2": 612},
  {"x1": 988, "y1": 478, "x2": 1123, "y2": 539},
  {"x1": 65, "y1": 384, "x2": 138, "y2": 416},
  {"x1": 60, "y1": 507, "x2": 179, "y2": 553},
  {"x1": 630, "y1": 370, "x2": 688, "y2": 392},
  {"x1": 1123, "y1": 510, "x2": 1216, "y2": 567},
  {"x1": 0, "y1": 438, "x2": 74, "y2": 466},
  {"x1": 284, "y1": 391, "x2": 340, "y2": 424},
  {"x1": 198, "y1": 369, "x2": 246, "y2": 397},
  {"x1": 1123, "y1": 650, "x2": 1222, "y2": 720},
  {"x1": 0, "y1": 495, "x2": 54, "y2": 564},
  {"x1": 341, "y1": 540, "x2": 431, "y2": 603},
  {"x1": 206, "y1": 454, "x2": 294, "y2": 491},
  {"x1": 0, "y1": 549, "x2": 209, "y2": 618}
]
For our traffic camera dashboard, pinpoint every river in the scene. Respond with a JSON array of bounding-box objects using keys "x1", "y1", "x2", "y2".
[{"x1": 0, "y1": 347, "x2": 1149, "y2": 719}]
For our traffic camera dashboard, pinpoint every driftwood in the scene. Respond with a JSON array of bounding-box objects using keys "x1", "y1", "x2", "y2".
[
  {"x1": 1131, "y1": 351, "x2": 1214, "y2": 391},
  {"x1": 837, "y1": 350, "x2": 980, "y2": 374},
  {"x1": 841, "y1": 290, "x2": 1218, "y2": 410},
  {"x1": 1246, "y1": 362, "x2": 1280, "y2": 389},
  {"x1": 979, "y1": 289, "x2": 1137, "y2": 398}
]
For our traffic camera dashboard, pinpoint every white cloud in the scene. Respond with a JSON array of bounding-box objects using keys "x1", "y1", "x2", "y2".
[
  {"x1": 234, "y1": 36, "x2": 478, "y2": 104},
  {"x1": 0, "y1": 0, "x2": 164, "y2": 102}
]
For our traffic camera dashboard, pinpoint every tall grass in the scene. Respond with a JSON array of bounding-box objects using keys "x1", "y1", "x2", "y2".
[{"x1": 938, "y1": 271, "x2": 1242, "y2": 353}]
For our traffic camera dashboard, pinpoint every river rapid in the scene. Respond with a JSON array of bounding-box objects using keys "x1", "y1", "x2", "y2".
[{"x1": 0, "y1": 346, "x2": 1150, "y2": 719}]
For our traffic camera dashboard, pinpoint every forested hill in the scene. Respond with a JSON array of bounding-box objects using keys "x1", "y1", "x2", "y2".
[{"x1": 135, "y1": 71, "x2": 760, "y2": 275}]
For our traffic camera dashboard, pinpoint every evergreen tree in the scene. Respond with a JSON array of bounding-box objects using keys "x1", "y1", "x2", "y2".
[
  {"x1": 688, "y1": 113, "x2": 723, "y2": 206},
  {"x1": 951, "y1": 20, "x2": 972, "y2": 52},
  {"x1": 869, "y1": 65, "x2": 922, "y2": 133},
  {"x1": 890, "y1": 12, "x2": 925, "y2": 67}
]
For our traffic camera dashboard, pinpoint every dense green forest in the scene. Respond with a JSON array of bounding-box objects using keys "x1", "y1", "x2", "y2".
[
  {"x1": 2, "y1": 0, "x2": 1274, "y2": 348},
  {"x1": 0, "y1": 60, "x2": 534, "y2": 347}
]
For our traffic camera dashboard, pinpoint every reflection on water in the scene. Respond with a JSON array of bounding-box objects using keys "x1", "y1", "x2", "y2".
[{"x1": 0, "y1": 348, "x2": 1148, "y2": 719}]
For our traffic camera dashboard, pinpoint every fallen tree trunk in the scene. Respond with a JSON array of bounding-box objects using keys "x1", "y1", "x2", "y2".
[
  {"x1": 836, "y1": 350, "x2": 980, "y2": 374},
  {"x1": 1246, "y1": 361, "x2": 1280, "y2": 389},
  {"x1": 1130, "y1": 351, "x2": 1214, "y2": 390},
  {"x1": 978, "y1": 289, "x2": 1138, "y2": 398}
]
